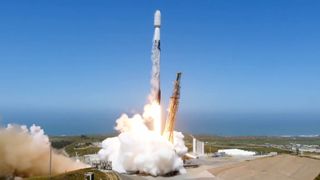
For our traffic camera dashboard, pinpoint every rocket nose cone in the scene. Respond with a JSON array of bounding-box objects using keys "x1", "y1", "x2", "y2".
[
  {"x1": 155, "y1": 10, "x2": 161, "y2": 16},
  {"x1": 154, "y1": 10, "x2": 161, "y2": 27}
]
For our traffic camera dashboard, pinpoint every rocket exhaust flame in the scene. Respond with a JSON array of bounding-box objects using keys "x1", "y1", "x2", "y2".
[{"x1": 143, "y1": 101, "x2": 162, "y2": 135}]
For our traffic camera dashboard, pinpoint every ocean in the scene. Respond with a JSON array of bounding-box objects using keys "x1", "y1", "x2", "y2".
[{"x1": 1, "y1": 110, "x2": 319, "y2": 136}]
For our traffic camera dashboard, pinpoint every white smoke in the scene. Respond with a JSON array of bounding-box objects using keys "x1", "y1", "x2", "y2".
[
  {"x1": 98, "y1": 112, "x2": 188, "y2": 176},
  {"x1": 0, "y1": 124, "x2": 87, "y2": 177}
]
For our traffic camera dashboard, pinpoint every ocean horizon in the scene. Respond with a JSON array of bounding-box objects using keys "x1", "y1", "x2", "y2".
[{"x1": 1, "y1": 110, "x2": 319, "y2": 136}]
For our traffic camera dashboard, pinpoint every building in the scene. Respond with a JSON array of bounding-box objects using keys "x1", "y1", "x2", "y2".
[{"x1": 192, "y1": 137, "x2": 205, "y2": 156}]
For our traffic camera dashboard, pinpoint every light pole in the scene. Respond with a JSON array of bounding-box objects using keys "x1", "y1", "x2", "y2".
[{"x1": 49, "y1": 145, "x2": 52, "y2": 177}]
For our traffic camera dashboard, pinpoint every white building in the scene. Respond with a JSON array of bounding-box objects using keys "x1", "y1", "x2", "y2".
[{"x1": 192, "y1": 138, "x2": 205, "y2": 155}]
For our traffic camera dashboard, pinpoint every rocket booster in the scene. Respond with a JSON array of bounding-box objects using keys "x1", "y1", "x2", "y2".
[{"x1": 154, "y1": 10, "x2": 161, "y2": 104}]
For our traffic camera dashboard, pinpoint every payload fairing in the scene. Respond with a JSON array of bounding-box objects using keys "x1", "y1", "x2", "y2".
[{"x1": 154, "y1": 10, "x2": 161, "y2": 48}]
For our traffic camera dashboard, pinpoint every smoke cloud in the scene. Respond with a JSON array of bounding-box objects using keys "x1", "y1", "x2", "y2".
[
  {"x1": 0, "y1": 124, "x2": 87, "y2": 178},
  {"x1": 98, "y1": 112, "x2": 188, "y2": 176}
]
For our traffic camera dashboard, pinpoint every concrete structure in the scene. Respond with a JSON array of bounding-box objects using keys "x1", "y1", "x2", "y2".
[
  {"x1": 83, "y1": 154, "x2": 112, "y2": 170},
  {"x1": 192, "y1": 137, "x2": 205, "y2": 155},
  {"x1": 84, "y1": 172, "x2": 94, "y2": 180}
]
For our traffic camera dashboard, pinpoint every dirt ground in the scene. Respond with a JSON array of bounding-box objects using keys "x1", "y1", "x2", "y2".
[
  {"x1": 209, "y1": 154, "x2": 320, "y2": 180},
  {"x1": 119, "y1": 154, "x2": 320, "y2": 180}
]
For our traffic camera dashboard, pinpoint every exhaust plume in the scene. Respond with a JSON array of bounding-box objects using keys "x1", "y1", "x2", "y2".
[
  {"x1": 0, "y1": 124, "x2": 87, "y2": 178},
  {"x1": 98, "y1": 112, "x2": 187, "y2": 176}
]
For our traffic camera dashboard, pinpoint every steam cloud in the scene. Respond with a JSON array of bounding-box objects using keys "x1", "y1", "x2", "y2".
[
  {"x1": 98, "y1": 113, "x2": 187, "y2": 176},
  {"x1": 0, "y1": 124, "x2": 87, "y2": 178}
]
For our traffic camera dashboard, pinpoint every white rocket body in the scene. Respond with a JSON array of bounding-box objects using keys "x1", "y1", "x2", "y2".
[
  {"x1": 154, "y1": 10, "x2": 161, "y2": 42},
  {"x1": 153, "y1": 10, "x2": 161, "y2": 104}
]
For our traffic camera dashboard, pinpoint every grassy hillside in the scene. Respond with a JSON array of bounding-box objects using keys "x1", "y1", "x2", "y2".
[{"x1": 50, "y1": 135, "x2": 112, "y2": 156}]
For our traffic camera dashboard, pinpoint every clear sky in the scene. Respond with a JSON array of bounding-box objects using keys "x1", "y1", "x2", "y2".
[{"x1": 0, "y1": 1, "x2": 319, "y2": 135}]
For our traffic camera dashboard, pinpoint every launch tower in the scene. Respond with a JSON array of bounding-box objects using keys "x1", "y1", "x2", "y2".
[{"x1": 163, "y1": 72, "x2": 182, "y2": 143}]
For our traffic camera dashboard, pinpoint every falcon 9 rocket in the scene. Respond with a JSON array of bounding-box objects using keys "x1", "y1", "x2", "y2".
[{"x1": 153, "y1": 10, "x2": 161, "y2": 104}]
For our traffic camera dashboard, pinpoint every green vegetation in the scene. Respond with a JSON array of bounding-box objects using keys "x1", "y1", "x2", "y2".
[
  {"x1": 50, "y1": 134, "x2": 319, "y2": 157},
  {"x1": 50, "y1": 134, "x2": 111, "y2": 147},
  {"x1": 51, "y1": 140, "x2": 74, "y2": 149},
  {"x1": 50, "y1": 134, "x2": 114, "y2": 157},
  {"x1": 202, "y1": 143, "x2": 291, "y2": 154},
  {"x1": 65, "y1": 146, "x2": 101, "y2": 157},
  {"x1": 183, "y1": 134, "x2": 320, "y2": 154},
  {"x1": 190, "y1": 135, "x2": 320, "y2": 146},
  {"x1": 27, "y1": 168, "x2": 119, "y2": 180},
  {"x1": 315, "y1": 173, "x2": 320, "y2": 180}
]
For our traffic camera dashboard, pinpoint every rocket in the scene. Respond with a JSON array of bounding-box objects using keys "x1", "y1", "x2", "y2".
[
  {"x1": 154, "y1": 10, "x2": 161, "y2": 50},
  {"x1": 154, "y1": 10, "x2": 161, "y2": 104}
]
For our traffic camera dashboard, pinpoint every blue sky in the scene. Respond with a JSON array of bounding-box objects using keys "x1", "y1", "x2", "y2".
[{"x1": 0, "y1": 1, "x2": 320, "y2": 134}]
